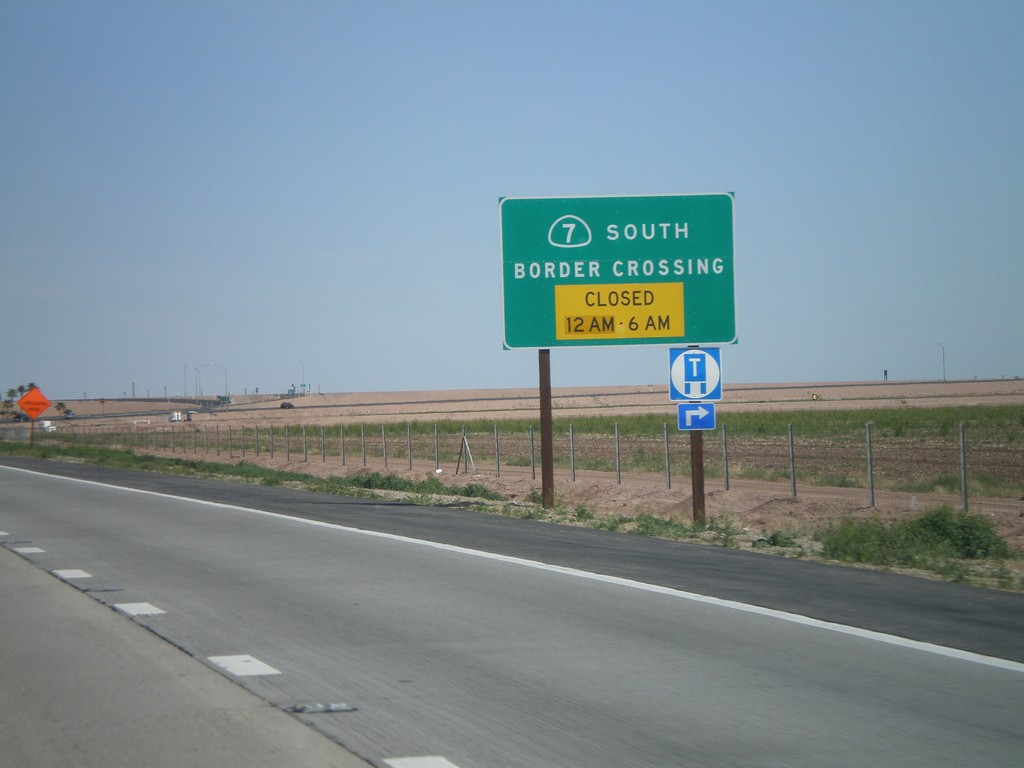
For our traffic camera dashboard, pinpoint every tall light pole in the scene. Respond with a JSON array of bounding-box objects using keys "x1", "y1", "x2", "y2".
[
  {"x1": 196, "y1": 364, "x2": 229, "y2": 398},
  {"x1": 937, "y1": 342, "x2": 946, "y2": 382},
  {"x1": 211, "y1": 364, "x2": 227, "y2": 396}
]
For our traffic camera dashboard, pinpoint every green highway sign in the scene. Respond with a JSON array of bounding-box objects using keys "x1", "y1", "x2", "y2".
[{"x1": 500, "y1": 193, "x2": 736, "y2": 349}]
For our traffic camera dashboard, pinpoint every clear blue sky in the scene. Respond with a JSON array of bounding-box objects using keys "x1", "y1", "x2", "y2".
[{"x1": 2, "y1": 1, "x2": 1021, "y2": 399}]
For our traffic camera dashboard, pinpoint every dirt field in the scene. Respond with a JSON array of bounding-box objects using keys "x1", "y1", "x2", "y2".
[
  {"x1": 34, "y1": 379, "x2": 1024, "y2": 582},
  {"x1": 55, "y1": 377, "x2": 1024, "y2": 423}
]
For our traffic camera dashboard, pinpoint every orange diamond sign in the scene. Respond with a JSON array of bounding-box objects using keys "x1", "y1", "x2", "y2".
[{"x1": 18, "y1": 387, "x2": 51, "y2": 420}]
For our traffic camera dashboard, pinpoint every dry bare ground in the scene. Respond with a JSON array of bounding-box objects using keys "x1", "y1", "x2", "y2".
[{"x1": 51, "y1": 378, "x2": 1024, "y2": 584}]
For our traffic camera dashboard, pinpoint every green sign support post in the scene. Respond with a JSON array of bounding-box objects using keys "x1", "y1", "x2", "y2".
[{"x1": 500, "y1": 193, "x2": 737, "y2": 513}]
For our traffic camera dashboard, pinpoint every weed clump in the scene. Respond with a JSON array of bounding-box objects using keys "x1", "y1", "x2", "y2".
[{"x1": 819, "y1": 507, "x2": 1012, "y2": 568}]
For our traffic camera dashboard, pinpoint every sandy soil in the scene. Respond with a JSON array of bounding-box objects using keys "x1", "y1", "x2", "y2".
[{"x1": 54, "y1": 377, "x2": 1024, "y2": 423}]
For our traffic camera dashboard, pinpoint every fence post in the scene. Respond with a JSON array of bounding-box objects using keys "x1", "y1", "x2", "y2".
[
  {"x1": 303, "y1": 424, "x2": 308, "y2": 462},
  {"x1": 570, "y1": 424, "x2": 576, "y2": 482},
  {"x1": 494, "y1": 424, "x2": 500, "y2": 476},
  {"x1": 614, "y1": 422, "x2": 621, "y2": 485},
  {"x1": 788, "y1": 423, "x2": 797, "y2": 496},
  {"x1": 866, "y1": 422, "x2": 875, "y2": 507},
  {"x1": 286, "y1": 425, "x2": 291, "y2": 461},
  {"x1": 321, "y1": 425, "x2": 326, "y2": 463},
  {"x1": 270, "y1": 426, "x2": 275, "y2": 458},
  {"x1": 433, "y1": 424, "x2": 439, "y2": 471},
  {"x1": 241, "y1": 426, "x2": 245, "y2": 457},
  {"x1": 529, "y1": 425, "x2": 536, "y2": 480},
  {"x1": 382, "y1": 425, "x2": 388, "y2": 468},
  {"x1": 959, "y1": 422, "x2": 968, "y2": 512},
  {"x1": 216, "y1": 425, "x2": 220, "y2": 456},
  {"x1": 255, "y1": 425, "x2": 260, "y2": 457},
  {"x1": 407, "y1": 423, "x2": 412, "y2": 470},
  {"x1": 663, "y1": 423, "x2": 671, "y2": 489},
  {"x1": 340, "y1": 425, "x2": 346, "y2": 465},
  {"x1": 360, "y1": 425, "x2": 366, "y2": 467},
  {"x1": 722, "y1": 424, "x2": 730, "y2": 491},
  {"x1": 228, "y1": 426, "x2": 233, "y2": 458}
]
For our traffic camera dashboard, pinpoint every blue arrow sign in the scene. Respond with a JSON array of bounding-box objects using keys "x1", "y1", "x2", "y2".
[
  {"x1": 669, "y1": 347, "x2": 723, "y2": 401},
  {"x1": 677, "y1": 402, "x2": 716, "y2": 431}
]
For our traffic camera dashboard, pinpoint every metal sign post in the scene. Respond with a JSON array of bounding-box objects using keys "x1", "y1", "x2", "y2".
[
  {"x1": 538, "y1": 349, "x2": 555, "y2": 508},
  {"x1": 690, "y1": 431, "x2": 705, "y2": 526}
]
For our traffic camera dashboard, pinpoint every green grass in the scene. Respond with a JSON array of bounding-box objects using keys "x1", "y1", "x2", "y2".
[
  {"x1": 818, "y1": 507, "x2": 1013, "y2": 569},
  {"x1": 0, "y1": 442, "x2": 504, "y2": 501},
  {"x1": 251, "y1": 405, "x2": 1020, "y2": 443}
]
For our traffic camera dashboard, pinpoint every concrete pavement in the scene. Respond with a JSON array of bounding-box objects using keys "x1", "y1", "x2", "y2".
[{"x1": 0, "y1": 545, "x2": 371, "y2": 768}]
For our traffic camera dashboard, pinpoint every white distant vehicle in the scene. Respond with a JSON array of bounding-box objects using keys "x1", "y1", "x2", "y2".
[
  {"x1": 39, "y1": 420, "x2": 56, "y2": 432},
  {"x1": 168, "y1": 411, "x2": 192, "y2": 422}
]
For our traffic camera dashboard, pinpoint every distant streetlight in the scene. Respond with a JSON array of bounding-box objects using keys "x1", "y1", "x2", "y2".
[
  {"x1": 937, "y1": 342, "x2": 946, "y2": 382},
  {"x1": 211, "y1": 364, "x2": 228, "y2": 396},
  {"x1": 196, "y1": 364, "x2": 228, "y2": 398}
]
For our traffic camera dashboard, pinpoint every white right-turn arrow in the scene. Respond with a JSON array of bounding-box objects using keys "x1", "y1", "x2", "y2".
[{"x1": 685, "y1": 405, "x2": 709, "y2": 426}]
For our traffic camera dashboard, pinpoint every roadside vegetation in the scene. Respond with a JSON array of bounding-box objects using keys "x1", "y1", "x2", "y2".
[
  {"x1": 0, "y1": 441, "x2": 503, "y2": 502},
  {"x1": 31, "y1": 403, "x2": 1022, "y2": 498},
  {"x1": 816, "y1": 507, "x2": 1016, "y2": 587},
  {"x1": 1, "y1": 438, "x2": 1019, "y2": 590}
]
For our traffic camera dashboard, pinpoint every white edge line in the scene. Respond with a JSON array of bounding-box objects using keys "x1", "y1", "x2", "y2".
[{"x1": 4, "y1": 463, "x2": 1023, "y2": 674}]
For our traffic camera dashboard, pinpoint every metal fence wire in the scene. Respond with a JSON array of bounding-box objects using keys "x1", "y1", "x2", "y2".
[{"x1": 17, "y1": 418, "x2": 1022, "y2": 519}]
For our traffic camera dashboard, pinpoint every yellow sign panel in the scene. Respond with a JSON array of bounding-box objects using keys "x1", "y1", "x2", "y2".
[{"x1": 555, "y1": 283, "x2": 684, "y2": 341}]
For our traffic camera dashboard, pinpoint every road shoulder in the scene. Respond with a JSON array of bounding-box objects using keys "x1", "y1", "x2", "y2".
[{"x1": 0, "y1": 545, "x2": 370, "y2": 768}]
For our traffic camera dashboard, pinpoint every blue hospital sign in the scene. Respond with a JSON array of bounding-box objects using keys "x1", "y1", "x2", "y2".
[{"x1": 669, "y1": 347, "x2": 722, "y2": 402}]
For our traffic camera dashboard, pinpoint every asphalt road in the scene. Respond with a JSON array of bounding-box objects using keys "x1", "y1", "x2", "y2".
[{"x1": 2, "y1": 457, "x2": 1023, "y2": 767}]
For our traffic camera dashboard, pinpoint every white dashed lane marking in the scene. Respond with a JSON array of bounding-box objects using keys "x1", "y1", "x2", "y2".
[
  {"x1": 13, "y1": 547, "x2": 45, "y2": 554},
  {"x1": 114, "y1": 602, "x2": 166, "y2": 616},
  {"x1": 384, "y1": 758, "x2": 462, "y2": 768},
  {"x1": 53, "y1": 569, "x2": 92, "y2": 579},
  {"x1": 207, "y1": 654, "x2": 281, "y2": 677}
]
